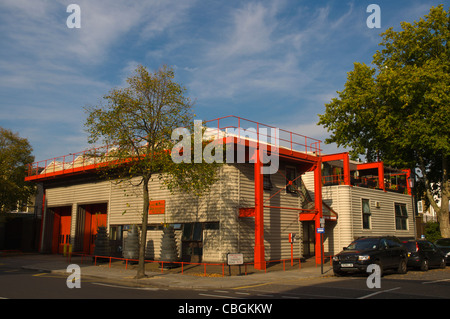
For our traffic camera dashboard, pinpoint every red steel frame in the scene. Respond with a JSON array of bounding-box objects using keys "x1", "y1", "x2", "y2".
[
  {"x1": 203, "y1": 116, "x2": 324, "y2": 267},
  {"x1": 321, "y1": 152, "x2": 412, "y2": 195},
  {"x1": 26, "y1": 115, "x2": 325, "y2": 268}
]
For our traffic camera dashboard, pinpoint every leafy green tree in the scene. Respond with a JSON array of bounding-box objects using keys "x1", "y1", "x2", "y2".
[
  {"x1": 85, "y1": 65, "x2": 219, "y2": 278},
  {"x1": 318, "y1": 5, "x2": 450, "y2": 237},
  {"x1": 0, "y1": 127, "x2": 35, "y2": 214}
]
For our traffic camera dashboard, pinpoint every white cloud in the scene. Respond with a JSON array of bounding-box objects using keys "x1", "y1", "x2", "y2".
[{"x1": 186, "y1": 1, "x2": 357, "y2": 101}]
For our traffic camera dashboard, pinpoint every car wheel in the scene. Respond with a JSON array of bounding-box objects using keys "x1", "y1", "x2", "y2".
[
  {"x1": 397, "y1": 259, "x2": 407, "y2": 274},
  {"x1": 439, "y1": 258, "x2": 446, "y2": 269},
  {"x1": 420, "y1": 259, "x2": 429, "y2": 271}
]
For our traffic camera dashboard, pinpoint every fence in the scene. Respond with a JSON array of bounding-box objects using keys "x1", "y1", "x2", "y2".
[{"x1": 66, "y1": 252, "x2": 315, "y2": 277}]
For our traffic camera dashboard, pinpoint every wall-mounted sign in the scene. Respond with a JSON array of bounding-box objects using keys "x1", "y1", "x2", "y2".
[
  {"x1": 316, "y1": 227, "x2": 325, "y2": 234},
  {"x1": 149, "y1": 200, "x2": 165, "y2": 215},
  {"x1": 238, "y1": 207, "x2": 255, "y2": 218},
  {"x1": 227, "y1": 253, "x2": 244, "y2": 265}
]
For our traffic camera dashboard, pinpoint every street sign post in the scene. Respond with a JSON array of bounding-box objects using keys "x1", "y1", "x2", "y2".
[
  {"x1": 288, "y1": 233, "x2": 297, "y2": 266},
  {"x1": 316, "y1": 226, "x2": 325, "y2": 274}
]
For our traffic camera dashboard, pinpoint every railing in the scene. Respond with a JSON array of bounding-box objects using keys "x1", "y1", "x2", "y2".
[
  {"x1": 26, "y1": 144, "x2": 118, "y2": 180},
  {"x1": 203, "y1": 115, "x2": 322, "y2": 156},
  {"x1": 66, "y1": 252, "x2": 307, "y2": 276},
  {"x1": 322, "y1": 173, "x2": 408, "y2": 194},
  {"x1": 26, "y1": 115, "x2": 322, "y2": 180}
]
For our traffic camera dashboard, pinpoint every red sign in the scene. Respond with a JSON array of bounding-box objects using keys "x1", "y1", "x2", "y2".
[
  {"x1": 239, "y1": 207, "x2": 255, "y2": 218},
  {"x1": 149, "y1": 200, "x2": 165, "y2": 215}
]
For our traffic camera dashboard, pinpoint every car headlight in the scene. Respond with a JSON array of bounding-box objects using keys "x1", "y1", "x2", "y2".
[
  {"x1": 333, "y1": 256, "x2": 339, "y2": 261},
  {"x1": 446, "y1": 252, "x2": 450, "y2": 257},
  {"x1": 358, "y1": 255, "x2": 370, "y2": 261}
]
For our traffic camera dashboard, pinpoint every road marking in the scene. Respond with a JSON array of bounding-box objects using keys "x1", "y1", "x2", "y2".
[
  {"x1": 257, "y1": 294, "x2": 274, "y2": 297},
  {"x1": 92, "y1": 282, "x2": 162, "y2": 290},
  {"x1": 357, "y1": 287, "x2": 401, "y2": 299},
  {"x1": 198, "y1": 293, "x2": 243, "y2": 299},
  {"x1": 422, "y1": 279, "x2": 450, "y2": 285},
  {"x1": 231, "y1": 282, "x2": 273, "y2": 290}
]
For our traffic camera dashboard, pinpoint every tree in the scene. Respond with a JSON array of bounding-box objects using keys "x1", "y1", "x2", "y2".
[
  {"x1": 0, "y1": 127, "x2": 35, "y2": 214},
  {"x1": 318, "y1": 5, "x2": 450, "y2": 237},
  {"x1": 84, "y1": 64, "x2": 219, "y2": 278}
]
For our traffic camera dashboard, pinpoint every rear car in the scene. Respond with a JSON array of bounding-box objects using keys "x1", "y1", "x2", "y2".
[
  {"x1": 333, "y1": 236, "x2": 408, "y2": 277},
  {"x1": 434, "y1": 238, "x2": 450, "y2": 264},
  {"x1": 403, "y1": 240, "x2": 446, "y2": 271}
]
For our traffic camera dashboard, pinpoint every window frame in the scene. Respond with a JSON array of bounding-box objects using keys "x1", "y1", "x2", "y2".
[
  {"x1": 362, "y1": 199, "x2": 371, "y2": 229},
  {"x1": 285, "y1": 166, "x2": 299, "y2": 194},
  {"x1": 394, "y1": 203, "x2": 408, "y2": 230}
]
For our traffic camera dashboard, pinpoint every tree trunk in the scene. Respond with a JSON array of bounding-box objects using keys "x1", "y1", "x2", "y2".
[
  {"x1": 439, "y1": 156, "x2": 450, "y2": 238},
  {"x1": 136, "y1": 176, "x2": 150, "y2": 279}
]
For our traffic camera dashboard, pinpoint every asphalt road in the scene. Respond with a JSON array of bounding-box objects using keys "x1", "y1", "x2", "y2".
[
  {"x1": 1, "y1": 260, "x2": 449, "y2": 299},
  {"x1": 0, "y1": 259, "x2": 448, "y2": 317}
]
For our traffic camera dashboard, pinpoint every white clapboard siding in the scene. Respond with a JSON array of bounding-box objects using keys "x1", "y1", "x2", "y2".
[{"x1": 309, "y1": 176, "x2": 415, "y2": 255}]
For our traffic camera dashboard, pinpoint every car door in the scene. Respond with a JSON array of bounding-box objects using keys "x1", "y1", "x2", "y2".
[
  {"x1": 426, "y1": 242, "x2": 442, "y2": 266},
  {"x1": 379, "y1": 238, "x2": 393, "y2": 267},
  {"x1": 387, "y1": 238, "x2": 403, "y2": 268}
]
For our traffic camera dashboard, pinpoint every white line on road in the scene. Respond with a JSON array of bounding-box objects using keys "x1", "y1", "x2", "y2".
[
  {"x1": 422, "y1": 279, "x2": 450, "y2": 285},
  {"x1": 92, "y1": 282, "x2": 162, "y2": 290},
  {"x1": 198, "y1": 293, "x2": 244, "y2": 299},
  {"x1": 357, "y1": 287, "x2": 401, "y2": 299}
]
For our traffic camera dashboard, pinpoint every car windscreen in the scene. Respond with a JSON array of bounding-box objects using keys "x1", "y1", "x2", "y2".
[
  {"x1": 346, "y1": 238, "x2": 379, "y2": 251},
  {"x1": 435, "y1": 238, "x2": 450, "y2": 247}
]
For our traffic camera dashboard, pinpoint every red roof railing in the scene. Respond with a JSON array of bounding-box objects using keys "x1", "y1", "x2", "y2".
[
  {"x1": 203, "y1": 115, "x2": 322, "y2": 156},
  {"x1": 26, "y1": 115, "x2": 322, "y2": 181},
  {"x1": 25, "y1": 144, "x2": 115, "y2": 181}
]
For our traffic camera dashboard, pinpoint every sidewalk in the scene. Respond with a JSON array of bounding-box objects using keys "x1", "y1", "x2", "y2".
[{"x1": 7, "y1": 253, "x2": 334, "y2": 289}]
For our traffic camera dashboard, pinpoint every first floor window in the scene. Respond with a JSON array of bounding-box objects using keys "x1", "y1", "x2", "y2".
[
  {"x1": 395, "y1": 203, "x2": 408, "y2": 230},
  {"x1": 263, "y1": 174, "x2": 272, "y2": 190},
  {"x1": 362, "y1": 199, "x2": 371, "y2": 229},
  {"x1": 286, "y1": 167, "x2": 298, "y2": 194}
]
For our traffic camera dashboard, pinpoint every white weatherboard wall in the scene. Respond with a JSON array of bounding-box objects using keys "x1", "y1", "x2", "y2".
[
  {"x1": 303, "y1": 171, "x2": 415, "y2": 255},
  {"x1": 44, "y1": 161, "x2": 308, "y2": 263},
  {"x1": 237, "y1": 163, "x2": 304, "y2": 262},
  {"x1": 44, "y1": 165, "x2": 241, "y2": 263}
]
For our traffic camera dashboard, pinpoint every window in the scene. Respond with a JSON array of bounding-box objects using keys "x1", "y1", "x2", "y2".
[
  {"x1": 286, "y1": 167, "x2": 298, "y2": 194},
  {"x1": 362, "y1": 199, "x2": 371, "y2": 229},
  {"x1": 417, "y1": 200, "x2": 423, "y2": 213},
  {"x1": 263, "y1": 174, "x2": 272, "y2": 190},
  {"x1": 395, "y1": 203, "x2": 408, "y2": 230}
]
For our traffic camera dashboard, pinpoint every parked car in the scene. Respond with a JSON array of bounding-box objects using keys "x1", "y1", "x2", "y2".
[
  {"x1": 403, "y1": 240, "x2": 446, "y2": 271},
  {"x1": 434, "y1": 238, "x2": 450, "y2": 264},
  {"x1": 333, "y1": 236, "x2": 408, "y2": 277}
]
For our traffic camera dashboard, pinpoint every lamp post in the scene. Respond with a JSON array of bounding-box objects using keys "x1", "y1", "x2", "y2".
[{"x1": 408, "y1": 174, "x2": 416, "y2": 239}]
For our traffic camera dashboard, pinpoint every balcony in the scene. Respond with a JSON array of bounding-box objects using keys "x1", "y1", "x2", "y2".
[{"x1": 320, "y1": 153, "x2": 411, "y2": 195}]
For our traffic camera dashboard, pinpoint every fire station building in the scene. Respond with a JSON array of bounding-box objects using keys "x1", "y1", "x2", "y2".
[{"x1": 26, "y1": 116, "x2": 415, "y2": 269}]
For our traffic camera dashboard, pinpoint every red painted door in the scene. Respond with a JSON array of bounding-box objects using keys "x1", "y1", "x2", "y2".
[
  {"x1": 51, "y1": 207, "x2": 72, "y2": 254},
  {"x1": 82, "y1": 204, "x2": 107, "y2": 255}
]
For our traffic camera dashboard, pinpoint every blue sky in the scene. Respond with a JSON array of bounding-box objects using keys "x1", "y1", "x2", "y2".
[{"x1": 0, "y1": 0, "x2": 447, "y2": 162}]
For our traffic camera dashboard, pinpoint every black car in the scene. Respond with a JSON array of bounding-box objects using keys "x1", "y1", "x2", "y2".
[
  {"x1": 333, "y1": 236, "x2": 408, "y2": 276},
  {"x1": 434, "y1": 238, "x2": 450, "y2": 264},
  {"x1": 403, "y1": 240, "x2": 446, "y2": 271}
]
